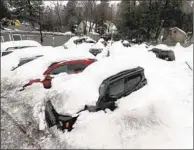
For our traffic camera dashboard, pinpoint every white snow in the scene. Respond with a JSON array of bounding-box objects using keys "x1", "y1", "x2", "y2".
[
  {"x1": 122, "y1": 40, "x2": 129, "y2": 44},
  {"x1": 1, "y1": 40, "x2": 42, "y2": 52},
  {"x1": 64, "y1": 31, "x2": 75, "y2": 36},
  {"x1": 1, "y1": 40, "x2": 193, "y2": 149},
  {"x1": 2, "y1": 48, "x2": 95, "y2": 87},
  {"x1": 63, "y1": 36, "x2": 96, "y2": 49},
  {"x1": 39, "y1": 43, "x2": 193, "y2": 148},
  {"x1": 1, "y1": 46, "x2": 54, "y2": 71}
]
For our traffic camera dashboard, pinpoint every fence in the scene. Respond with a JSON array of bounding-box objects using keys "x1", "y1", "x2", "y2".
[{"x1": 1, "y1": 30, "x2": 101, "y2": 47}]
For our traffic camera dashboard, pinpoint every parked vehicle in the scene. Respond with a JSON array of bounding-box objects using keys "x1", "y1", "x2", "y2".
[
  {"x1": 122, "y1": 40, "x2": 131, "y2": 47},
  {"x1": 1, "y1": 46, "x2": 54, "y2": 71},
  {"x1": 21, "y1": 58, "x2": 96, "y2": 90},
  {"x1": 63, "y1": 36, "x2": 96, "y2": 49},
  {"x1": 89, "y1": 38, "x2": 109, "y2": 57},
  {"x1": 1, "y1": 40, "x2": 42, "y2": 56},
  {"x1": 43, "y1": 66, "x2": 147, "y2": 131},
  {"x1": 148, "y1": 48, "x2": 175, "y2": 61}
]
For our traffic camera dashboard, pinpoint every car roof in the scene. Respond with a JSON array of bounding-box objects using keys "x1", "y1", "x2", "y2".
[
  {"x1": 11, "y1": 50, "x2": 96, "y2": 81},
  {"x1": 1, "y1": 40, "x2": 42, "y2": 52}
]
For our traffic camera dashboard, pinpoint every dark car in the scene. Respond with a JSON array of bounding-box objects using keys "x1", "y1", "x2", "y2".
[
  {"x1": 148, "y1": 48, "x2": 175, "y2": 61},
  {"x1": 45, "y1": 66, "x2": 147, "y2": 131}
]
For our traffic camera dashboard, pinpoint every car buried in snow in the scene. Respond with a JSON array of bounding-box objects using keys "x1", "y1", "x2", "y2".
[
  {"x1": 62, "y1": 36, "x2": 96, "y2": 49},
  {"x1": 1, "y1": 40, "x2": 42, "y2": 56},
  {"x1": 42, "y1": 64, "x2": 147, "y2": 132},
  {"x1": 1, "y1": 46, "x2": 55, "y2": 71},
  {"x1": 21, "y1": 58, "x2": 96, "y2": 90},
  {"x1": 148, "y1": 48, "x2": 175, "y2": 61},
  {"x1": 6, "y1": 50, "x2": 96, "y2": 90}
]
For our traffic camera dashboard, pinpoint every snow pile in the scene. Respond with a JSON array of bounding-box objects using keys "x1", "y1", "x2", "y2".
[
  {"x1": 1, "y1": 40, "x2": 42, "y2": 52},
  {"x1": 34, "y1": 43, "x2": 193, "y2": 149},
  {"x1": 1, "y1": 41, "x2": 192, "y2": 148}
]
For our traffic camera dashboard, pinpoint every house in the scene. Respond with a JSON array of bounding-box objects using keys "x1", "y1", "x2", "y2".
[
  {"x1": 76, "y1": 20, "x2": 117, "y2": 35},
  {"x1": 158, "y1": 27, "x2": 192, "y2": 45}
]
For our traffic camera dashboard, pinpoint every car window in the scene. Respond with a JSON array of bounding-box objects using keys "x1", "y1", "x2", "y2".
[
  {"x1": 125, "y1": 75, "x2": 141, "y2": 92},
  {"x1": 108, "y1": 79, "x2": 125, "y2": 98},
  {"x1": 6, "y1": 46, "x2": 37, "y2": 51},
  {"x1": 49, "y1": 65, "x2": 68, "y2": 75},
  {"x1": 2, "y1": 51, "x2": 13, "y2": 56},
  {"x1": 11, "y1": 55, "x2": 43, "y2": 71},
  {"x1": 67, "y1": 63, "x2": 89, "y2": 74}
]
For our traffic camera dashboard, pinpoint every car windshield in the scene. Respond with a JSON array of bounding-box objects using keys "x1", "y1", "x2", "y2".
[
  {"x1": 11, "y1": 55, "x2": 43, "y2": 71},
  {"x1": 6, "y1": 46, "x2": 37, "y2": 51}
]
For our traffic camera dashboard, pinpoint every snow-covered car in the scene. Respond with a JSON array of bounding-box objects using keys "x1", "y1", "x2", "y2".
[
  {"x1": 148, "y1": 48, "x2": 175, "y2": 61},
  {"x1": 21, "y1": 58, "x2": 96, "y2": 90},
  {"x1": 89, "y1": 38, "x2": 110, "y2": 59},
  {"x1": 1, "y1": 46, "x2": 55, "y2": 71},
  {"x1": 1, "y1": 40, "x2": 42, "y2": 56},
  {"x1": 34, "y1": 57, "x2": 147, "y2": 132},
  {"x1": 7, "y1": 50, "x2": 96, "y2": 89},
  {"x1": 122, "y1": 40, "x2": 131, "y2": 47},
  {"x1": 63, "y1": 36, "x2": 96, "y2": 49}
]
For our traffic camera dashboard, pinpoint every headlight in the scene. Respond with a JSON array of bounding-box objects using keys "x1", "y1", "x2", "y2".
[{"x1": 99, "y1": 83, "x2": 106, "y2": 96}]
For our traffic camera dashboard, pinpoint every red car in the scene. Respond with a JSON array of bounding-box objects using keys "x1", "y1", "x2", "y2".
[{"x1": 21, "y1": 58, "x2": 96, "y2": 90}]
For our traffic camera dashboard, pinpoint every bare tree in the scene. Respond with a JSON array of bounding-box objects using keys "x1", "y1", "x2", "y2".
[
  {"x1": 52, "y1": 1, "x2": 63, "y2": 31},
  {"x1": 80, "y1": 0, "x2": 97, "y2": 34}
]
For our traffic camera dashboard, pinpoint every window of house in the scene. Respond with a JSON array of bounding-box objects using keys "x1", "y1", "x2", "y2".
[{"x1": 12, "y1": 34, "x2": 22, "y2": 41}]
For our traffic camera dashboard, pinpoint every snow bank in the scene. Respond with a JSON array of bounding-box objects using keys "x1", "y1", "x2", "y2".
[
  {"x1": 38, "y1": 42, "x2": 193, "y2": 149},
  {"x1": 2, "y1": 40, "x2": 192, "y2": 149}
]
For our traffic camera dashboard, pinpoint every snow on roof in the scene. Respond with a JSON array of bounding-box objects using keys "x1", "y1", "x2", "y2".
[
  {"x1": 123, "y1": 40, "x2": 129, "y2": 44},
  {"x1": 64, "y1": 31, "x2": 75, "y2": 35},
  {"x1": 1, "y1": 40, "x2": 42, "y2": 52},
  {"x1": 63, "y1": 36, "x2": 96, "y2": 49}
]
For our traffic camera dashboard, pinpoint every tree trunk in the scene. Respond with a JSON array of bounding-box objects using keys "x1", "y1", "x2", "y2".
[{"x1": 38, "y1": 6, "x2": 43, "y2": 45}]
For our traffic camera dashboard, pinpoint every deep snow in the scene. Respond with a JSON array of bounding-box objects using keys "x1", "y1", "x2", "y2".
[{"x1": 1, "y1": 41, "x2": 193, "y2": 149}]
